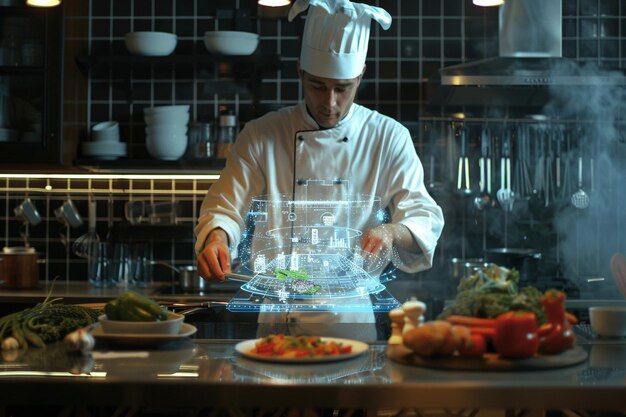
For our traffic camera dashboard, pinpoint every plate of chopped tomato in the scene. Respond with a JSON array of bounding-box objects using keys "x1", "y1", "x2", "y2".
[{"x1": 235, "y1": 334, "x2": 369, "y2": 363}]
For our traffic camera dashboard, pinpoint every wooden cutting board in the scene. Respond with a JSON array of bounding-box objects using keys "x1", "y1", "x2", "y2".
[{"x1": 386, "y1": 344, "x2": 587, "y2": 371}]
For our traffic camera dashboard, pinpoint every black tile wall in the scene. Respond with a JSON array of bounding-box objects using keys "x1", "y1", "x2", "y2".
[{"x1": 7, "y1": 0, "x2": 623, "y2": 292}]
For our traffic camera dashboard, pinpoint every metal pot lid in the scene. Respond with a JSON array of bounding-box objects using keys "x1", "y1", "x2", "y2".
[
  {"x1": 3, "y1": 246, "x2": 36, "y2": 254},
  {"x1": 484, "y1": 248, "x2": 541, "y2": 257}
]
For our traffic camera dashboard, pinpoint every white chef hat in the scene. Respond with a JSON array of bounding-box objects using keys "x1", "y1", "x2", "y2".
[{"x1": 288, "y1": 0, "x2": 392, "y2": 80}]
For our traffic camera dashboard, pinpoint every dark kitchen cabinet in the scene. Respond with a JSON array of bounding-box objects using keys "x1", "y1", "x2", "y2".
[{"x1": 0, "y1": 4, "x2": 63, "y2": 163}]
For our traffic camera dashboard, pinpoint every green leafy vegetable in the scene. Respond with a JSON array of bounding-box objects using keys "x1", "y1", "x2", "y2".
[
  {"x1": 275, "y1": 269, "x2": 309, "y2": 280},
  {"x1": 438, "y1": 264, "x2": 546, "y2": 324},
  {"x1": 0, "y1": 296, "x2": 100, "y2": 350}
]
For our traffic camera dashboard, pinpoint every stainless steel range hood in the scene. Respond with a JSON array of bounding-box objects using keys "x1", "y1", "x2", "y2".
[{"x1": 429, "y1": 0, "x2": 626, "y2": 107}]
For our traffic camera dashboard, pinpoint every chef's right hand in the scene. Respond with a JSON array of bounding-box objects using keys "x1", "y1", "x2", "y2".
[{"x1": 197, "y1": 228, "x2": 231, "y2": 282}]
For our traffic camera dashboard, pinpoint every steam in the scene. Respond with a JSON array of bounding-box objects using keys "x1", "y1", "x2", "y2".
[{"x1": 544, "y1": 61, "x2": 626, "y2": 297}]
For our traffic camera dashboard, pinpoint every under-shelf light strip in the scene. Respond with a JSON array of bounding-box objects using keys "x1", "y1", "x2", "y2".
[{"x1": 0, "y1": 173, "x2": 220, "y2": 181}]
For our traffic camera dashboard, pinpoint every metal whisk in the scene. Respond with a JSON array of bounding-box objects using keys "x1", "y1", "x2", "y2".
[{"x1": 72, "y1": 197, "x2": 100, "y2": 258}]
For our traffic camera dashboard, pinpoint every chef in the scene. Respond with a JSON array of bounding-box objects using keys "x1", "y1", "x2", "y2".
[{"x1": 195, "y1": 0, "x2": 444, "y2": 338}]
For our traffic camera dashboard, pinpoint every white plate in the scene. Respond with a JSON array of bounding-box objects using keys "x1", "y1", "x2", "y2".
[
  {"x1": 91, "y1": 322, "x2": 197, "y2": 346},
  {"x1": 235, "y1": 337, "x2": 368, "y2": 363}
]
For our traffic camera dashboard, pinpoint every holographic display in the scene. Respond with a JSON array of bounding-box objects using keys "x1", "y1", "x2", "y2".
[{"x1": 227, "y1": 180, "x2": 402, "y2": 313}]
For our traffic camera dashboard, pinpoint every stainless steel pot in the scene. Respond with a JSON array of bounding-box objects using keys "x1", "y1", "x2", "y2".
[
  {"x1": 178, "y1": 265, "x2": 207, "y2": 292},
  {"x1": 483, "y1": 248, "x2": 541, "y2": 284},
  {"x1": 153, "y1": 262, "x2": 207, "y2": 292},
  {"x1": 0, "y1": 246, "x2": 40, "y2": 289},
  {"x1": 449, "y1": 257, "x2": 490, "y2": 280}
]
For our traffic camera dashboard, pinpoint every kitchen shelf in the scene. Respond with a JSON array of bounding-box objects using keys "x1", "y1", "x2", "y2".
[
  {"x1": 75, "y1": 51, "x2": 282, "y2": 76},
  {"x1": 74, "y1": 158, "x2": 226, "y2": 173}
]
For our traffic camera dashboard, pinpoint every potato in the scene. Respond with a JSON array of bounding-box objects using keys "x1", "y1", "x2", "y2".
[
  {"x1": 403, "y1": 320, "x2": 451, "y2": 357},
  {"x1": 438, "y1": 325, "x2": 471, "y2": 356}
]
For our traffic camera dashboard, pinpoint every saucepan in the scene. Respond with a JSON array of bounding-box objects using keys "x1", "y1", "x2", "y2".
[
  {"x1": 152, "y1": 262, "x2": 207, "y2": 292},
  {"x1": 449, "y1": 257, "x2": 490, "y2": 281},
  {"x1": 483, "y1": 248, "x2": 541, "y2": 284},
  {"x1": 154, "y1": 262, "x2": 251, "y2": 293}
]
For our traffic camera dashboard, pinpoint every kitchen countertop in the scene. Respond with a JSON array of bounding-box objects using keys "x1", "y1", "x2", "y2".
[
  {"x1": 0, "y1": 281, "x2": 235, "y2": 304},
  {"x1": 0, "y1": 325, "x2": 625, "y2": 414}
]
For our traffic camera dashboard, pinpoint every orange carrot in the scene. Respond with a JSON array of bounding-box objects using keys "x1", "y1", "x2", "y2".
[
  {"x1": 565, "y1": 312, "x2": 578, "y2": 325},
  {"x1": 446, "y1": 315, "x2": 497, "y2": 328},
  {"x1": 537, "y1": 323, "x2": 553, "y2": 337},
  {"x1": 468, "y1": 326, "x2": 496, "y2": 338}
]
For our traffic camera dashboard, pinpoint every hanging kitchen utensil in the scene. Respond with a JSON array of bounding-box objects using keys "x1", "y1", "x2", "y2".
[
  {"x1": 425, "y1": 123, "x2": 442, "y2": 193},
  {"x1": 532, "y1": 128, "x2": 545, "y2": 199},
  {"x1": 514, "y1": 124, "x2": 533, "y2": 200},
  {"x1": 544, "y1": 130, "x2": 555, "y2": 207},
  {"x1": 456, "y1": 125, "x2": 471, "y2": 196},
  {"x1": 559, "y1": 128, "x2": 572, "y2": 202},
  {"x1": 571, "y1": 152, "x2": 589, "y2": 209},
  {"x1": 555, "y1": 126, "x2": 563, "y2": 191},
  {"x1": 72, "y1": 197, "x2": 100, "y2": 259},
  {"x1": 473, "y1": 126, "x2": 493, "y2": 211},
  {"x1": 496, "y1": 128, "x2": 514, "y2": 212}
]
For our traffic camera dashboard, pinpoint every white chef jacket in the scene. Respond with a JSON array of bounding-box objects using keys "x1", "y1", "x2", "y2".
[{"x1": 195, "y1": 102, "x2": 444, "y2": 329}]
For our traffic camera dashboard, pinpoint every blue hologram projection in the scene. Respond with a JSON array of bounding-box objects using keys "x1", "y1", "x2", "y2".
[{"x1": 227, "y1": 180, "x2": 402, "y2": 313}]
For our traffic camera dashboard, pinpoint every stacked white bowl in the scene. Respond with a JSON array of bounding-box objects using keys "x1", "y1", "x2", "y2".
[
  {"x1": 125, "y1": 32, "x2": 178, "y2": 56},
  {"x1": 82, "y1": 121, "x2": 127, "y2": 160},
  {"x1": 144, "y1": 105, "x2": 190, "y2": 160}
]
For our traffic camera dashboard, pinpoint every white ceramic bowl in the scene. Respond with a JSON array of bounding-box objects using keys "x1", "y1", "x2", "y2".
[
  {"x1": 91, "y1": 121, "x2": 120, "y2": 142},
  {"x1": 125, "y1": 31, "x2": 178, "y2": 56},
  {"x1": 98, "y1": 312, "x2": 184, "y2": 335},
  {"x1": 144, "y1": 105, "x2": 190, "y2": 115},
  {"x1": 203, "y1": 31, "x2": 259, "y2": 55},
  {"x1": 82, "y1": 140, "x2": 127, "y2": 156},
  {"x1": 146, "y1": 132, "x2": 188, "y2": 160},
  {"x1": 145, "y1": 124, "x2": 188, "y2": 136},
  {"x1": 144, "y1": 112, "x2": 190, "y2": 126},
  {"x1": 589, "y1": 306, "x2": 626, "y2": 337}
]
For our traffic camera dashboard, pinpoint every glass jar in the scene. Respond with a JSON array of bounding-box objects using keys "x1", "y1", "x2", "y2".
[{"x1": 217, "y1": 111, "x2": 237, "y2": 159}]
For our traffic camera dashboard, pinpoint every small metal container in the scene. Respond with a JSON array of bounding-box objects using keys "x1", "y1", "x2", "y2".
[{"x1": 179, "y1": 266, "x2": 207, "y2": 292}]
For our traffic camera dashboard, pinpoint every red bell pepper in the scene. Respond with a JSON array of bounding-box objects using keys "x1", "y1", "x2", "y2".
[
  {"x1": 493, "y1": 310, "x2": 540, "y2": 358},
  {"x1": 539, "y1": 290, "x2": 576, "y2": 354}
]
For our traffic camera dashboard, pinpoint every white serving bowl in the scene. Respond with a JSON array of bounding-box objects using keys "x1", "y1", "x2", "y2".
[
  {"x1": 144, "y1": 112, "x2": 190, "y2": 126},
  {"x1": 125, "y1": 31, "x2": 177, "y2": 56},
  {"x1": 144, "y1": 105, "x2": 190, "y2": 115},
  {"x1": 146, "y1": 132, "x2": 188, "y2": 160},
  {"x1": 203, "y1": 31, "x2": 259, "y2": 55},
  {"x1": 145, "y1": 125, "x2": 188, "y2": 136},
  {"x1": 98, "y1": 312, "x2": 184, "y2": 335},
  {"x1": 589, "y1": 306, "x2": 626, "y2": 337}
]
